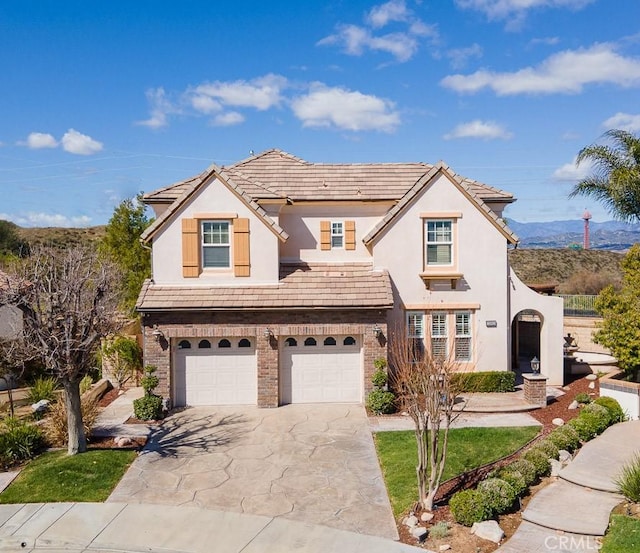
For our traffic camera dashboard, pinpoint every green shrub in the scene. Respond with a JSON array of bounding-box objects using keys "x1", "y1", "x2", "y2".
[
  {"x1": 477, "y1": 478, "x2": 517, "y2": 515},
  {"x1": 0, "y1": 418, "x2": 44, "y2": 467},
  {"x1": 28, "y1": 377, "x2": 58, "y2": 404},
  {"x1": 507, "y1": 458, "x2": 538, "y2": 485},
  {"x1": 496, "y1": 469, "x2": 528, "y2": 497},
  {"x1": 568, "y1": 416, "x2": 598, "y2": 442},
  {"x1": 449, "y1": 489, "x2": 493, "y2": 526},
  {"x1": 615, "y1": 453, "x2": 640, "y2": 502},
  {"x1": 79, "y1": 375, "x2": 94, "y2": 395},
  {"x1": 547, "y1": 425, "x2": 580, "y2": 452},
  {"x1": 579, "y1": 403, "x2": 611, "y2": 435},
  {"x1": 371, "y1": 369, "x2": 388, "y2": 390},
  {"x1": 594, "y1": 396, "x2": 626, "y2": 424},
  {"x1": 366, "y1": 389, "x2": 396, "y2": 415},
  {"x1": 453, "y1": 371, "x2": 515, "y2": 393},
  {"x1": 429, "y1": 521, "x2": 449, "y2": 539},
  {"x1": 522, "y1": 448, "x2": 551, "y2": 477},
  {"x1": 531, "y1": 439, "x2": 559, "y2": 460},
  {"x1": 133, "y1": 395, "x2": 163, "y2": 421},
  {"x1": 140, "y1": 365, "x2": 159, "y2": 396},
  {"x1": 574, "y1": 392, "x2": 592, "y2": 404}
]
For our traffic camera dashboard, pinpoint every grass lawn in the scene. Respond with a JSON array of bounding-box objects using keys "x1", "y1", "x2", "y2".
[
  {"x1": 375, "y1": 426, "x2": 540, "y2": 516},
  {"x1": 601, "y1": 515, "x2": 640, "y2": 552},
  {"x1": 0, "y1": 449, "x2": 137, "y2": 504}
]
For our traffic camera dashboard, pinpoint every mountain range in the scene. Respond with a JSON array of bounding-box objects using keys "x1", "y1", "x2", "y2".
[{"x1": 505, "y1": 219, "x2": 640, "y2": 251}]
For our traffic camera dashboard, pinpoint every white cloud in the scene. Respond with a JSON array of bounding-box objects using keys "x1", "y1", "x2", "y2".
[
  {"x1": 602, "y1": 112, "x2": 640, "y2": 132},
  {"x1": 552, "y1": 156, "x2": 594, "y2": 181},
  {"x1": 455, "y1": 0, "x2": 594, "y2": 29},
  {"x1": 446, "y1": 43, "x2": 483, "y2": 69},
  {"x1": 136, "y1": 88, "x2": 178, "y2": 129},
  {"x1": 23, "y1": 132, "x2": 58, "y2": 149},
  {"x1": 212, "y1": 112, "x2": 245, "y2": 127},
  {"x1": 190, "y1": 93, "x2": 222, "y2": 114},
  {"x1": 193, "y1": 74, "x2": 287, "y2": 111},
  {"x1": 0, "y1": 212, "x2": 92, "y2": 227},
  {"x1": 318, "y1": 0, "x2": 438, "y2": 62},
  {"x1": 444, "y1": 120, "x2": 513, "y2": 140},
  {"x1": 291, "y1": 84, "x2": 400, "y2": 132},
  {"x1": 61, "y1": 129, "x2": 103, "y2": 155},
  {"x1": 441, "y1": 43, "x2": 640, "y2": 95},
  {"x1": 367, "y1": 0, "x2": 410, "y2": 28}
]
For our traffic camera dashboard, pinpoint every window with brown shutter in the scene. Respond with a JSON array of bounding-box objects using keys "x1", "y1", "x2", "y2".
[
  {"x1": 233, "y1": 218, "x2": 251, "y2": 277},
  {"x1": 182, "y1": 218, "x2": 200, "y2": 278},
  {"x1": 320, "y1": 220, "x2": 331, "y2": 250},
  {"x1": 345, "y1": 220, "x2": 356, "y2": 250}
]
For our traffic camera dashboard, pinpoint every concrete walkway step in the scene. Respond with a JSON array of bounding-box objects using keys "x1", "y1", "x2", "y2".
[
  {"x1": 522, "y1": 479, "x2": 622, "y2": 536},
  {"x1": 560, "y1": 420, "x2": 640, "y2": 493},
  {"x1": 496, "y1": 521, "x2": 603, "y2": 553}
]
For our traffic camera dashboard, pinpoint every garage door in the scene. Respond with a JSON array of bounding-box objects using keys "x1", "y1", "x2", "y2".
[
  {"x1": 174, "y1": 337, "x2": 257, "y2": 406},
  {"x1": 280, "y1": 335, "x2": 362, "y2": 404}
]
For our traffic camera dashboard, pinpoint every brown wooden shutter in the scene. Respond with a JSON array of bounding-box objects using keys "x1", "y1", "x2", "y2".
[
  {"x1": 182, "y1": 218, "x2": 200, "y2": 278},
  {"x1": 320, "y1": 220, "x2": 331, "y2": 250},
  {"x1": 233, "y1": 218, "x2": 250, "y2": 277},
  {"x1": 345, "y1": 220, "x2": 356, "y2": 250}
]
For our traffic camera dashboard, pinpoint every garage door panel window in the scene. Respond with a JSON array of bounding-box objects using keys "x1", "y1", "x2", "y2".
[
  {"x1": 218, "y1": 339, "x2": 231, "y2": 348},
  {"x1": 285, "y1": 337, "x2": 297, "y2": 347},
  {"x1": 343, "y1": 336, "x2": 356, "y2": 346},
  {"x1": 323, "y1": 337, "x2": 336, "y2": 346},
  {"x1": 304, "y1": 337, "x2": 317, "y2": 346},
  {"x1": 238, "y1": 338, "x2": 251, "y2": 348},
  {"x1": 198, "y1": 339, "x2": 211, "y2": 349},
  {"x1": 178, "y1": 340, "x2": 191, "y2": 349}
]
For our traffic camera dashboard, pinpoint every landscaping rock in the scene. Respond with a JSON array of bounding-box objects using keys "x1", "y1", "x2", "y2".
[
  {"x1": 559, "y1": 450, "x2": 572, "y2": 463},
  {"x1": 411, "y1": 526, "x2": 428, "y2": 541},
  {"x1": 552, "y1": 417, "x2": 564, "y2": 426},
  {"x1": 115, "y1": 436, "x2": 133, "y2": 447},
  {"x1": 439, "y1": 545, "x2": 451, "y2": 552},
  {"x1": 586, "y1": 374, "x2": 598, "y2": 381},
  {"x1": 471, "y1": 520, "x2": 505, "y2": 543},
  {"x1": 403, "y1": 515, "x2": 419, "y2": 528},
  {"x1": 568, "y1": 400, "x2": 579, "y2": 410},
  {"x1": 421, "y1": 512, "x2": 435, "y2": 522},
  {"x1": 588, "y1": 382, "x2": 596, "y2": 389},
  {"x1": 550, "y1": 459, "x2": 563, "y2": 477},
  {"x1": 31, "y1": 399, "x2": 49, "y2": 414}
]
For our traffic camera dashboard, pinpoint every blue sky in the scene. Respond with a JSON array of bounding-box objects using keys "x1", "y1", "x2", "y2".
[{"x1": 1, "y1": 0, "x2": 639, "y2": 227}]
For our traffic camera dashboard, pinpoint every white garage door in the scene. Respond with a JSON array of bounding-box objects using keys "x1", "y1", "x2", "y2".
[
  {"x1": 280, "y1": 335, "x2": 362, "y2": 404},
  {"x1": 174, "y1": 338, "x2": 257, "y2": 406}
]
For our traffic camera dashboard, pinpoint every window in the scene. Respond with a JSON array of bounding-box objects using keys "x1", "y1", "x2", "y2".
[
  {"x1": 198, "y1": 339, "x2": 211, "y2": 349},
  {"x1": 202, "y1": 221, "x2": 230, "y2": 268},
  {"x1": 455, "y1": 312, "x2": 472, "y2": 361},
  {"x1": 218, "y1": 339, "x2": 231, "y2": 348},
  {"x1": 343, "y1": 336, "x2": 356, "y2": 346},
  {"x1": 425, "y1": 220, "x2": 452, "y2": 266},
  {"x1": 238, "y1": 338, "x2": 251, "y2": 348},
  {"x1": 285, "y1": 337, "x2": 297, "y2": 347},
  {"x1": 323, "y1": 337, "x2": 337, "y2": 346},
  {"x1": 331, "y1": 222, "x2": 344, "y2": 248},
  {"x1": 304, "y1": 337, "x2": 317, "y2": 346},
  {"x1": 178, "y1": 340, "x2": 191, "y2": 349},
  {"x1": 407, "y1": 312, "x2": 424, "y2": 361},
  {"x1": 431, "y1": 312, "x2": 448, "y2": 361}
]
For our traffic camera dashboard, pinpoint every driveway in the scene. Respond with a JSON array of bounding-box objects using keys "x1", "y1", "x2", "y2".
[{"x1": 107, "y1": 404, "x2": 398, "y2": 540}]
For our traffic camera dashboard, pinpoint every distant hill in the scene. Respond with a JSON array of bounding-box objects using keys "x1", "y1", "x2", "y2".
[
  {"x1": 506, "y1": 219, "x2": 640, "y2": 251},
  {"x1": 16, "y1": 226, "x2": 106, "y2": 250}
]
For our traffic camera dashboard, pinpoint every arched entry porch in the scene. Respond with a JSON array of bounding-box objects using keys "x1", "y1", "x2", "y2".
[{"x1": 511, "y1": 309, "x2": 543, "y2": 385}]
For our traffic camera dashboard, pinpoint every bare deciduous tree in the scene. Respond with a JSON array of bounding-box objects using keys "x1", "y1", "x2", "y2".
[
  {"x1": 389, "y1": 329, "x2": 465, "y2": 512},
  {"x1": 0, "y1": 246, "x2": 121, "y2": 454}
]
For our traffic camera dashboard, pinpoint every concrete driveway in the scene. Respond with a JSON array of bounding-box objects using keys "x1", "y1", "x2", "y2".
[{"x1": 107, "y1": 404, "x2": 398, "y2": 540}]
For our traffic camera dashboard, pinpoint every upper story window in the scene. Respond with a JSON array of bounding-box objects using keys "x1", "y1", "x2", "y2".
[
  {"x1": 331, "y1": 222, "x2": 344, "y2": 248},
  {"x1": 202, "y1": 221, "x2": 230, "y2": 269},
  {"x1": 425, "y1": 220, "x2": 453, "y2": 266}
]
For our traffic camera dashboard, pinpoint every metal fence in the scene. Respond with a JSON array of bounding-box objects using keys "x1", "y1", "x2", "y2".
[{"x1": 556, "y1": 294, "x2": 599, "y2": 317}]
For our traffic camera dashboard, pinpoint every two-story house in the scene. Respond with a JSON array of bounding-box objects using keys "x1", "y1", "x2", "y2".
[{"x1": 137, "y1": 149, "x2": 563, "y2": 408}]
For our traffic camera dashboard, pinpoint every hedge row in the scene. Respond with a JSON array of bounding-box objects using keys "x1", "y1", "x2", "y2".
[
  {"x1": 449, "y1": 395, "x2": 625, "y2": 526},
  {"x1": 453, "y1": 371, "x2": 515, "y2": 393}
]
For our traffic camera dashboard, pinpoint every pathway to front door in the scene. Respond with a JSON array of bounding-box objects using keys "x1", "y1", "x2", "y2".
[{"x1": 107, "y1": 404, "x2": 398, "y2": 540}]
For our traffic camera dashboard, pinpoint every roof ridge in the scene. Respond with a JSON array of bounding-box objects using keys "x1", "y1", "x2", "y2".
[{"x1": 229, "y1": 148, "x2": 310, "y2": 169}]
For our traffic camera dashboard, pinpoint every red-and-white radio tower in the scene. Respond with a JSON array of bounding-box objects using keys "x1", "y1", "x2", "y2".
[{"x1": 582, "y1": 209, "x2": 592, "y2": 250}]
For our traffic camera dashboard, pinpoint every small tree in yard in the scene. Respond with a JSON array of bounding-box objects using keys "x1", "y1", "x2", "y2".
[
  {"x1": 0, "y1": 246, "x2": 121, "y2": 455},
  {"x1": 593, "y1": 243, "x2": 640, "y2": 382},
  {"x1": 389, "y1": 329, "x2": 464, "y2": 512},
  {"x1": 133, "y1": 365, "x2": 163, "y2": 421},
  {"x1": 101, "y1": 335, "x2": 142, "y2": 389}
]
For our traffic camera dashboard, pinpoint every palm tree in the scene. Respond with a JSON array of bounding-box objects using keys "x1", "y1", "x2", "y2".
[{"x1": 569, "y1": 129, "x2": 640, "y2": 223}]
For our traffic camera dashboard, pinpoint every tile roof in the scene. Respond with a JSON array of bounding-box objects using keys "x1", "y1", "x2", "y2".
[
  {"x1": 144, "y1": 148, "x2": 514, "y2": 204},
  {"x1": 136, "y1": 263, "x2": 394, "y2": 311}
]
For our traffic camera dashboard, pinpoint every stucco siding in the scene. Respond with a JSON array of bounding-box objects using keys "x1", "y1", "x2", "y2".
[{"x1": 151, "y1": 177, "x2": 280, "y2": 285}]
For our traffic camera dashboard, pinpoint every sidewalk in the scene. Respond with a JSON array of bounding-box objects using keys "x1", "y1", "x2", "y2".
[
  {"x1": 497, "y1": 420, "x2": 640, "y2": 552},
  {"x1": 92, "y1": 387, "x2": 150, "y2": 438}
]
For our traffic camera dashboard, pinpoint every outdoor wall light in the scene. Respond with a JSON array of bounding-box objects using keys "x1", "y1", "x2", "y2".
[
  {"x1": 264, "y1": 328, "x2": 274, "y2": 340},
  {"x1": 530, "y1": 356, "x2": 540, "y2": 373},
  {"x1": 373, "y1": 324, "x2": 382, "y2": 337},
  {"x1": 151, "y1": 324, "x2": 165, "y2": 343}
]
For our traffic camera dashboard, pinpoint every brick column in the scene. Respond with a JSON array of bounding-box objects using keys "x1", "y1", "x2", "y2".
[
  {"x1": 523, "y1": 373, "x2": 548, "y2": 407},
  {"x1": 257, "y1": 330, "x2": 279, "y2": 408}
]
